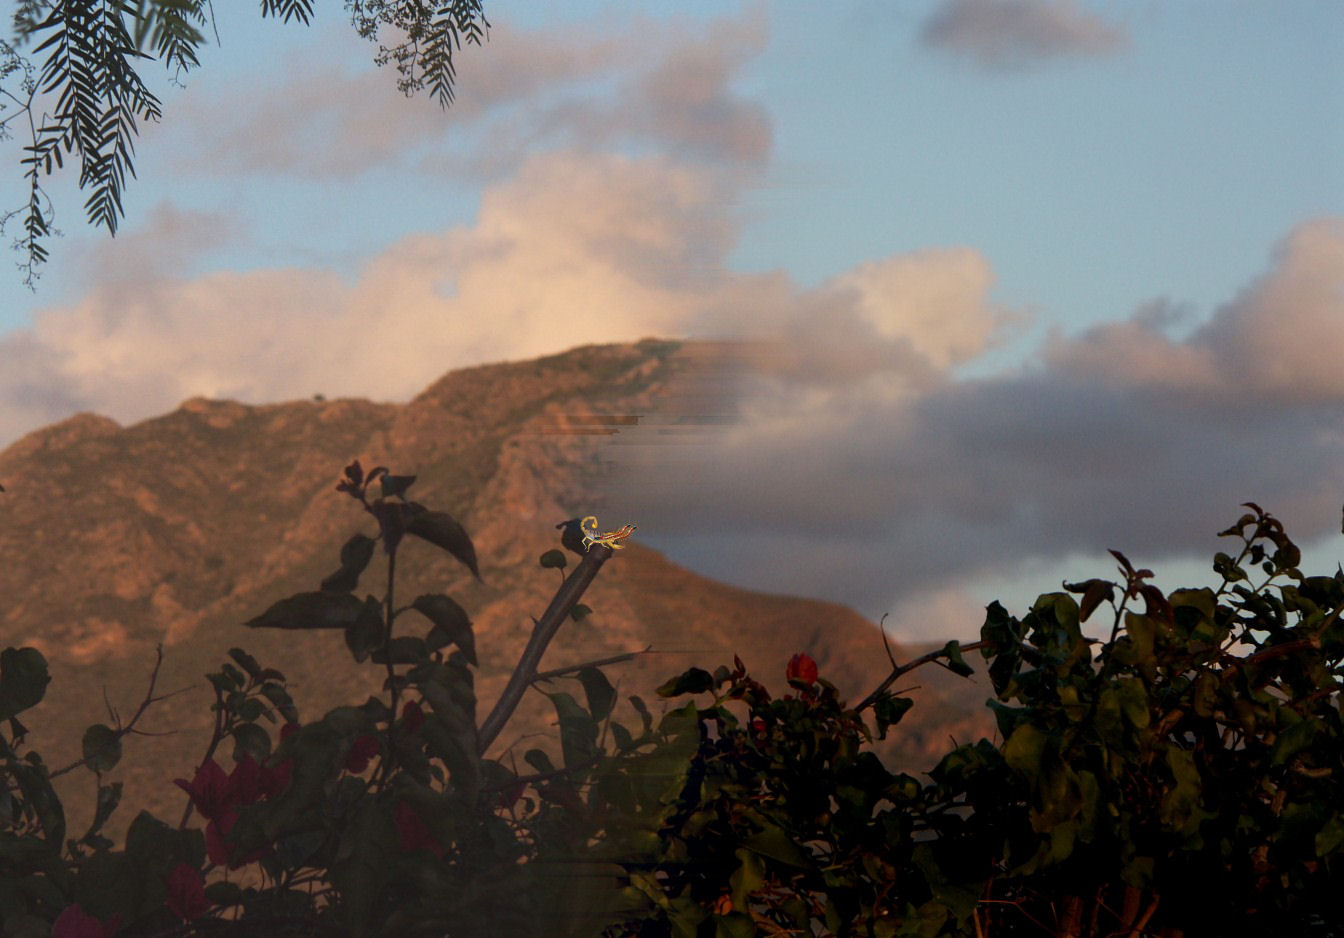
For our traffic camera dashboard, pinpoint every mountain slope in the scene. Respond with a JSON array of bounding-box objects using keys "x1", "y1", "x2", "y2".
[{"x1": 0, "y1": 339, "x2": 992, "y2": 838}]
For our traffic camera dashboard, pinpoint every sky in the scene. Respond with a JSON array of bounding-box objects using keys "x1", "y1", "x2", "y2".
[{"x1": 1, "y1": 0, "x2": 1341, "y2": 644}]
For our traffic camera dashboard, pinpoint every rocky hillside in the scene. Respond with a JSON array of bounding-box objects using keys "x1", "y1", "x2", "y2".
[{"x1": 0, "y1": 338, "x2": 993, "y2": 838}]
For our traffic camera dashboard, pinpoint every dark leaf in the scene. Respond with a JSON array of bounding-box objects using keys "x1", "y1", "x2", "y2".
[
  {"x1": 413, "y1": 593, "x2": 476, "y2": 666},
  {"x1": 344, "y1": 605, "x2": 386, "y2": 664},
  {"x1": 656, "y1": 667, "x2": 715, "y2": 698},
  {"x1": 547, "y1": 692, "x2": 599, "y2": 769},
  {"x1": 405, "y1": 509, "x2": 481, "y2": 580},
  {"x1": 321, "y1": 533, "x2": 377, "y2": 593},
  {"x1": 379, "y1": 474, "x2": 416, "y2": 499},
  {"x1": 577, "y1": 666, "x2": 617, "y2": 723},
  {"x1": 247, "y1": 592, "x2": 376, "y2": 630},
  {"x1": 81, "y1": 724, "x2": 121, "y2": 773},
  {"x1": 941, "y1": 640, "x2": 975, "y2": 678},
  {"x1": 0, "y1": 647, "x2": 51, "y2": 721},
  {"x1": 232, "y1": 722, "x2": 272, "y2": 763},
  {"x1": 227, "y1": 648, "x2": 262, "y2": 680},
  {"x1": 873, "y1": 694, "x2": 914, "y2": 740},
  {"x1": 370, "y1": 636, "x2": 430, "y2": 665}
]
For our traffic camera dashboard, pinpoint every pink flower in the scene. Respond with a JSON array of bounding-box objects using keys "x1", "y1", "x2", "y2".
[
  {"x1": 163, "y1": 862, "x2": 210, "y2": 921},
  {"x1": 51, "y1": 904, "x2": 120, "y2": 938},
  {"x1": 174, "y1": 759, "x2": 233, "y2": 822},
  {"x1": 345, "y1": 735, "x2": 380, "y2": 774},
  {"x1": 229, "y1": 753, "x2": 264, "y2": 805},
  {"x1": 394, "y1": 801, "x2": 444, "y2": 858},
  {"x1": 786, "y1": 652, "x2": 818, "y2": 686},
  {"x1": 176, "y1": 753, "x2": 291, "y2": 826}
]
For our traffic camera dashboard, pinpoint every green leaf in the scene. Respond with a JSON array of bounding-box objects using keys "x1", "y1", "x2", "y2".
[
  {"x1": 247, "y1": 591, "x2": 376, "y2": 630},
  {"x1": 0, "y1": 647, "x2": 51, "y2": 721},
  {"x1": 548, "y1": 692, "x2": 599, "y2": 768},
  {"x1": 743, "y1": 818, "x2": 809, "y2": 868},
  {"x1": 405, "y1": 509, "x2": 481, "y2": 581},
  {"x1": 413, "y1": 594, "x2": 476, "y2": 666},
  {"x1": 729, "y1": 847, "x2": 765, "y2": 912},
  {"x1": 577, "y1": 666, "x2": 617, "y2": 723},
  {"x1": 321, "y1": 533, "x2": 378, "y2": 592},
  {"x1": 81, "y1": 724, "x2": 121, "y2": 772},
  {"x1": 539, "y1": 549, "x2": 567, "y2": 570},
  {"x1": 1003, "y1": 723, "x2": 1047, "y2": 779},
  {"x1": 1316, "y1": 814, "x2": 1344, "y2": 857}
]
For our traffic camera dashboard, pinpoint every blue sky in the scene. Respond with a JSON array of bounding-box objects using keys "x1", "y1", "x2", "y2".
[{"x1": 1, "y1": 0, "x2": 1341, "y2": 642}]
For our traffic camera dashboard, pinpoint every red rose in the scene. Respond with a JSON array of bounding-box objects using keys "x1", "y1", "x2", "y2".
[
  {"x1": 786, "y1": 652, "x2": 818, "y2": 685},
  {"x1": 163, "y1": 862, "x2": 210, "y2": 921}
]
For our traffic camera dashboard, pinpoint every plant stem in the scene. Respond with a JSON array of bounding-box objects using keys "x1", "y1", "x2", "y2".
[{"x1": 477, "y1": 545, "x2": 613, "y2": 754}]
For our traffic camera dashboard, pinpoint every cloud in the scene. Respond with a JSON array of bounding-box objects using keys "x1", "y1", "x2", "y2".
[
  {"x1": 920, "y1": 0, "x2": 1130, "y2": 70},
  {"x1": 600, "y1": 216, "x2": 1344, "y2": 628},
  {"x1": 3, "y1": 131, "x2": 1339, "y2": 646},
  {"x1": 171, "y1": 9, "x2": 770, "y2": 181},
  {"x1": 0, "y1": 145, "x2": 1010, "y2": 475}
]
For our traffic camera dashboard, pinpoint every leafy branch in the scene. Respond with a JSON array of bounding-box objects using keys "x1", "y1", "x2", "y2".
[{"x1": 2, "y1": 0, "x2": 488, "y2": 287}]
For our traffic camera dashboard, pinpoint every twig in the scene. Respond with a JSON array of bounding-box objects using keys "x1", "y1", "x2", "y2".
[
  {"x1": 531, "y1": 646, "x2": 653, "y2": 684},
  {"x1": 856, "y1": 640, "x2": 986, "y2": 713},
  {"x1": 50, "y1": 645, "x2": 185, "y2": 781}
]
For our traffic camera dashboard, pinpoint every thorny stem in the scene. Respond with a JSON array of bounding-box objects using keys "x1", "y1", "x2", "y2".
[{"x1": 477, "y1": 544, "x2": 614, "y2": 754}]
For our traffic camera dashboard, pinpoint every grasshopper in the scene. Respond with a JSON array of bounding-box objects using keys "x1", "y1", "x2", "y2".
[{"x1": 580, "y1": 516, "x2": 636, "y2": 551}]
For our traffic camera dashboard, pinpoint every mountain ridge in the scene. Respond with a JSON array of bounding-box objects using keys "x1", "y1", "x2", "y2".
[{"x1": 0, "y1": 338, "x2": 992, "y2": 838}]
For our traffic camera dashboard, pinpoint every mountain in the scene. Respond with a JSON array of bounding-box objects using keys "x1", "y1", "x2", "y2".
[{"x1": 0, "y1": 338, "x2": 993, "y2": 840}]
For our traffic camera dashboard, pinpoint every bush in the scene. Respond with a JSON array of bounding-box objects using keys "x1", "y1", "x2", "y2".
[{"x1": 2, "y1": 469, "x2": 1339, "y2": 938}]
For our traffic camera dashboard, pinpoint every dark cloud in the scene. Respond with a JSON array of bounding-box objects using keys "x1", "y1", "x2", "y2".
[
  {"x1": 603, "y1": 218, "x2": 1344, "y2": 623},
  {"x1": 920, "y1": 0, "x2": 1130, "y2": 71}
]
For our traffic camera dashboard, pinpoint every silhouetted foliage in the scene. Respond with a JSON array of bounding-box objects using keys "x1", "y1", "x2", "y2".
[{"x1": 1, "y1": 470, "x2": 1340, "y2": 936}]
